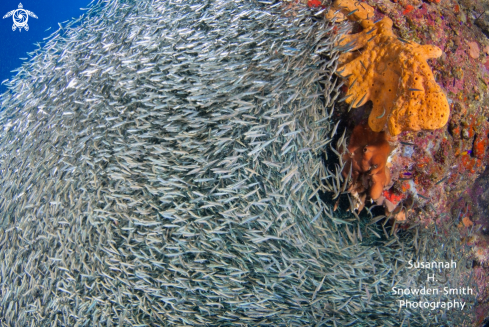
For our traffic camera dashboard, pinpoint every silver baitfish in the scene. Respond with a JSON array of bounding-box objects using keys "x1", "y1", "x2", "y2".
[{"x1": 0, "y1": 0, "x2": 475, "y2": 326}]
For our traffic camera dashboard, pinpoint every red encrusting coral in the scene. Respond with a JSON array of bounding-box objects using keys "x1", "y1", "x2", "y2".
[
  {"x1": 382, "y1": 189, "x2": 406, "y2": 205},
  {"x1": 474, "y1": 131, "x2": 489, "y2": 160},
  {"x1": 307, "y1": 0, "x2": 322, "y2": 8},
  {"x1": 402, "y1": 5, "x2": 414, "y2": 15}
]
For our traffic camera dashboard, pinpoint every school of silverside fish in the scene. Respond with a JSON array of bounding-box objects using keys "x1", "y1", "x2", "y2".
[{"x1": 0, "y1": 0, "x2": 477, "y2": 326}]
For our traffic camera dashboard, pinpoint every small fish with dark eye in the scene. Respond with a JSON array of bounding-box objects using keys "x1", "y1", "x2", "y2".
[
  {"x1": 366, "y1": 27, "x2": 376, "y2": 35},
  {"x1": 408, "y1": 88, "x2": 423, "y2": 92},
  {"x1": 435, "y1": 176, "x2": 448, "y2": 185},
  {"x1": 356, "y1": 92, "x2": 367, "y2": 106},
  {"x1": 376, "y1": 106, "x2": 386, "y2": 119},
  {"x1": 347, "y1": 9, "x2": 359, "y2": 16},
  {"x1": 400, "y1": 141, "x2": 416, "y2": 146},
  {"x1": 397, "y1": 37, "x2": 410, "y2": 44},
  {"x1": 349, "y1": 77, "x2": 358, "y2": 89},
  {"x1": 367, "y1": 35, "x2": 376, "y2": 42},
  {"x1": 359, "y1": 60, "x2": 367, "y2": 71}
]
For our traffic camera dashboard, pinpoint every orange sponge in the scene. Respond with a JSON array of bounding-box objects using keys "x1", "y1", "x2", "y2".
[
  {"x1": 337, "y1": 17, "x2": 450, "y2": 136},
  {"x1": 325, "y1": 0, "x2": 375, "y2": 22}
]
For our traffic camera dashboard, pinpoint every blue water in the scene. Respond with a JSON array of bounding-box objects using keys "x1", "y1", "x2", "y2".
[{"x1": 0, "y1": 0, "x2": 91, "y2": 94}]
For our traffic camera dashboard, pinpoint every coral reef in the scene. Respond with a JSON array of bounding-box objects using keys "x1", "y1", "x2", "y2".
[
  {"x1": 379, "y1": 102, "x2": 488, "y2": 221},
  {"x1": 326, "y1": 0, "x2": 451, "y2": 214},
  {"x1": 342, "y1": 123, "x2": 392, "y2": 210},
  {"x1": 324, "y1": 0, "x2": 489, "y2": 321},
  {"x1": 367, "y1": 0, "x2": 489, "y2": 102},
  {"x1": 336, "y1": 16, "x2": 450, "y2": 135}
]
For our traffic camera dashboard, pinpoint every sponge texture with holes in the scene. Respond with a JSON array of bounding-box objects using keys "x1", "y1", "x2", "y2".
[{"x1": 337, "y1": 16, "x2": 449, "y2": 136}]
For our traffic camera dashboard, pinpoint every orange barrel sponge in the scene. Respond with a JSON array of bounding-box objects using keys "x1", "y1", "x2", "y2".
[
  {"x1": 336, "y1": 16, "x2": 450, "y2": 136},
  {"x1": 342, "y1": 123, "x2": 392, "y2": 201}
]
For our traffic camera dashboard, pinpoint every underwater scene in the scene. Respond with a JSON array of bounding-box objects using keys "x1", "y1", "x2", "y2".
[{"x1": 0, "y1": 0, "x2": 488, "y2": 326}]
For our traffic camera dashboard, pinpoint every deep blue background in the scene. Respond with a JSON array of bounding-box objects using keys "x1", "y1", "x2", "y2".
[{"x1": 0, "y1": 0, "x2": 91, "y2": 94}]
